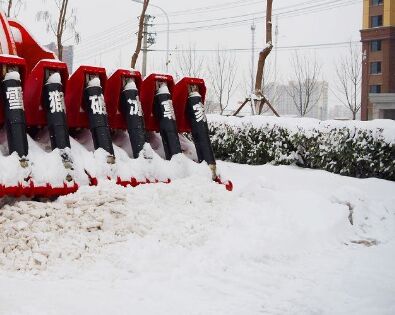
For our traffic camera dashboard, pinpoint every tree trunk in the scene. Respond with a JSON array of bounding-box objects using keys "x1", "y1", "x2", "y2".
[
  {"x1": 56, "y1": 0, "x2": 68, "y2": 61},
  {"x1": 254, "y1": 0, "x2": 273, "y2": 96},
  {"x1": 57, "y1": 36, "x2": 63, "y2": 60},
  {"x1": 131, "y1": 0, "x2": 150, "y2": 69},
  {"x1": 254, "y1": 0, "x2": 277, "y2": 116},
  {"x1": 7, "y1": 0, "x2": 13, "y2": 17}
]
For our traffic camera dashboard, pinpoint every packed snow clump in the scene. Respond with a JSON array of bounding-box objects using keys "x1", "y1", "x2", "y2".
[{"x1": 0, "y1": 176, "x2": 232, "y2": 272}]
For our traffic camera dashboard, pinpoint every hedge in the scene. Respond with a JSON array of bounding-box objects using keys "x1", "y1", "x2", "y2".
[{"x1": 208, "y1": 115, "x2": 395, "y2": 181}]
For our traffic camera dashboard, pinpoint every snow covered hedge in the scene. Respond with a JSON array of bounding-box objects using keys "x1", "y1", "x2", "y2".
[{"x1": 208, "y1": 115, "x2": 395, "y2": 181}]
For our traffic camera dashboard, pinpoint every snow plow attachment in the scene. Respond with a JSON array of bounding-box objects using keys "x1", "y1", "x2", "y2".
[
  {"x1": 0, "y1": 11, "x2": 232, "y2": 198},
  {"x1": 141, "y1": 73, "x2": 182, "y2": 160},
  {"x1": 173, "y1": 77, "x2": 233, "y2": 191},
  {"x1": 0, "y1": 55, "x2": 78, "y2": 198},
  {"x1": 105, "y1": 69, "x2": 145, "y2": 159}
]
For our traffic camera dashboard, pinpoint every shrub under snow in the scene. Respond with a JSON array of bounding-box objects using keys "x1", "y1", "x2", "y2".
[{"x1": 208, "y1": 115, "x2": 395, "y2": 181}]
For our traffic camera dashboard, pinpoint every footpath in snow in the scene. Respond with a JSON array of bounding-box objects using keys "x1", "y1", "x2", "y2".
[{"x1": 0, "y1": 161, "x2": 394, "y2": 315}]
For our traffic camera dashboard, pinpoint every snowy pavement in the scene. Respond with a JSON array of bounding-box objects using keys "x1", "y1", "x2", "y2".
[{"x1": 0, "y1": 162, "x2": 394, "y2": 315}]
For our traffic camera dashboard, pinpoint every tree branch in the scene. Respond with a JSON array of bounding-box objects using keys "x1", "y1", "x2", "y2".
[{"x1": 131, "y1": 0, "x2": 149, "y2": 69}]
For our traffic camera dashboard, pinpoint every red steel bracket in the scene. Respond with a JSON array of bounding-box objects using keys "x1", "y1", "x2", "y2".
[
  {"x1": 140, "y1": 73, "x2": 175, "y2": 131},
  {"x1": 8, "y1": 19, "x2": 57, "y2": 73},
  {"x1": 105, "y1": 68, "x2": 143, "y2": 129},
  {"x1": 65, "y1": 65, "x2": 107, "y2": 128},
  {"x1": 173, "y1": 77, "x2": 206, "y2": 133},
  {"x1": 24, "y1": 60, "x2": 69, "y2": 127},
  {"x1": 0, "y1": 54, "x2": 27, "y2": 125}
]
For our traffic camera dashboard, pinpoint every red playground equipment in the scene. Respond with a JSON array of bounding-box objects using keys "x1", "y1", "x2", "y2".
[{"x1": 0, "y1": 11, "x2": 232, "y2": 198}]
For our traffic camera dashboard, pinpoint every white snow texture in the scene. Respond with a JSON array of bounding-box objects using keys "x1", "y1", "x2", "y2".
[{"x1": 0, "y1": 161, "x2": 394, "y2": 314}]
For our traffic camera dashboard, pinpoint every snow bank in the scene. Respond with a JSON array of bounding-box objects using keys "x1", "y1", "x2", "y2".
[
  {"x1": 0, "y1": 163, "x2": 394, "y2": 314},
  {"x1": 0, "y1": 176, "x2": 229, "y2": 273},
  {"x1": 208, "y1": 115, "x2": 395, "y2": 181},
  {"x1": 208, "y1": 114, "x2": 395, "y2": 144}
]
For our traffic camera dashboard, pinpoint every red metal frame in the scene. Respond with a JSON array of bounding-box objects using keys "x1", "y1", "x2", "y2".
[
  {"x1": 24, "y1": 60, "x2": 69, "y2": 127},
  {"x1": 8, "y1": 19, "x2": 57, "y2": 73},
  {"x1": 0, "y1": 12, "x2": 233, "y2": 196},
  {"x1": 140, "y1": 73, "x2": 175, "y2": 131},
  {"x1": 0, "y1": 182, "x2": 79, "y2": 198},
  {"x1": 65, "y1": 65, "x2": 107, "y2": 129},
  {"x1": 0, "y1": 55, "x2": 27, "y2": 125},
  {"x1": 173, "y1": 77, "x2": 207, "y2": 133},
  {"x1": 0, "y1": 11, "x2": 17, "y2": 55},
  {"x1": 105, "y1": 69, "x2": 142, "y2": 129}
]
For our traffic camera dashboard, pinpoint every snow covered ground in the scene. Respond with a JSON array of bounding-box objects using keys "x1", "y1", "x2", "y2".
[{"x1": 0, "y1": 161, "x2": 394, "y2": 315}]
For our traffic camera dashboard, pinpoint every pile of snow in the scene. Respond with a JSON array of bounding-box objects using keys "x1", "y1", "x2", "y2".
[
  {"x1": 208, "y1": 114, "x2": 395, "y2": 143},
  {"x1": 87, "y1": 77, "x2": 101, "y2": 87},
  {"x1": 123, "y1": 78, "x2": 137, "y2": 91},
  {"x1": 0, "y1": 127, "x2": 210, "y2": 187},
  {"x1": 0, "y1": 175, "x2": 225, "y2": 273},
  {"x1": 46, "y1": 72, "x2": 62, "y2": 84},
  {"x1": 4, "y1": 70, "x2": 21, "y2": 81},
  {"x1": 0, "y1": 163, "x2": 394, "y2": 314},
  {"x1": 0, "y1": 129, "x2": 69, "y2": 186}
]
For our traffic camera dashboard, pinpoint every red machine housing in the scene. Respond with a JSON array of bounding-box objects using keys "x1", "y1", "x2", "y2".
[
  {"x1": 0, "y1": 54, "x2": 27, "y2": 125},
  {"x1": 0, "y1": 12, "x2": 18, "y2": 55},
  {"x1": 140, "y1": 73, "x2": 175, "y2": 131},
  {"x1": 8, "y1": 19, "x2": 57, "y2": 73},
  {"x1": 105, "y1": 69, "x2": 143, "y2": 129},
  {"x1": 173, "y1": 77, "x2": 207, "y2": 133},
  {"x1": 24, "y1": 60, "x2": 69, "y2": 127},
  {"x1": 65, "y1": 65, "x2": 107, "y2": 129}
]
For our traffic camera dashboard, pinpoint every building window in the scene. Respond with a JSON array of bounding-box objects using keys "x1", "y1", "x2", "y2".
[
  {"x1": 370, "y1": 61, "x2": 382, "y2": 74},
  {"x1": 371, "y1": 15, "x2": 383, "y2": 27},
  {"x1": 370, "y1": 40, "x2": 382, "y2": 52},
  {"x1": 372, "y1": 0, "x2": 383, "y2": 5},
  {"x1": 369, "y1": 85, "x2": 381, "y2": 93}
]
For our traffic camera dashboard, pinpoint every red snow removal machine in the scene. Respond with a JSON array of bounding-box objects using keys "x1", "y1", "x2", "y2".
[{"x1": 0, "y1": 11, "x2": 232, "y2": 198}]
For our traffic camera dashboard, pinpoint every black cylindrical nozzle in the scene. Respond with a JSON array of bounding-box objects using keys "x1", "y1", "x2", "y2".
[
  {"x1": 120, "y1": 79, "x2": 146, "y2": 158},
  {"x1": 83, "y1": 82, "x2": 114, "y2": 156},
  {"x1": 42, "y1": 77, "x2": 71, "y2": 150},
  {"x1": 1, "y1": 71, "x2": 29, "y2": 158},
  {"x1": 153, "y1": 82, "x2": 181, "y2": 160},
  {"x1": 186, "y1": 90, "x2": 216, "y2": 166}
]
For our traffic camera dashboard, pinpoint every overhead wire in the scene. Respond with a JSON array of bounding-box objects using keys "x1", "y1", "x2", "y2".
[
  {"x1": 75, "y1": 0, "x2": 361, "y2": 62},
  {"x1": 76, "y1": 0, "x2": 356, "y2": 48},
  {"x1": 154, "y1": 0, "x2": 361, "y2": 33}
]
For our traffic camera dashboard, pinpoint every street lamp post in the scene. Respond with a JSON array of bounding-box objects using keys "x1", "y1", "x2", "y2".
[{"x1": 131, "y1": 0, "x2": 170, "y2": 73}]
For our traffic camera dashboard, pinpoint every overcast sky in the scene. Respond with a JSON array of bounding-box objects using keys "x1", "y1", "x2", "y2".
[{"x1": 6, "y1": 0, "x2": 363, "y2": 108}]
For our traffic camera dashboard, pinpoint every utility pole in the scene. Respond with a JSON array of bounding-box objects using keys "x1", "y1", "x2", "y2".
[
  {"x1": 141, "y1": 14, "x2": 156, "y2": 77},
  {"x1": 274, "y1": 15, "x2": 279, "y2": 82},
  {"x1": 251, "y1": 20, "x2": 256, "y2": 94},
  {"x1": 251, "y1": 19, "x2": 256, "y2": 114}
]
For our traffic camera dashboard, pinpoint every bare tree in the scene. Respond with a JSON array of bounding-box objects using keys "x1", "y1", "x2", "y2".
[
  {"x1": 174, "y1": 43, "x2": 205, "y2": 80},
  {"x1": 131, "y1": 0, "x2": 149, "y2": 68},
  {"x1": 1, "y1": 0, "x2": 25, "y2": 18},
  {"x1": 287, "y1": 52, "x2": 323, "y2": 117},
  {"x1": 334, "y1": 43, "x2": 362, "y2": 120},
  {"x1": 241, "y1": 61, "x2": 281, "y2": 114},
  {"x1": 209, "y1": 48, "x2": 238, "y2": 115},
  {"x1": 255, "y1": 0, "x2": 273, "y2": 97},
  {"x1": 37, "y1": 0, "x2": 80, "y2": 61},
  {"x1": 233, "y1": 0, "x2": 279, "y2": 116},
  {"x1": 254, "y1": 0, "x2": 280, "y2": 115}
]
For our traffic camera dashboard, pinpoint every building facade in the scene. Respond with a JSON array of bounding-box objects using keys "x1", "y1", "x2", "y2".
[
  {"x1": 44, "y1": 42, "x2": 74, "y2": 73},
  {"x1": 360, "y1": 0, "x2": 395, "y2": 120},
  {"x1": 264, "y1": 81, "x2": 329, "y2": 120}
]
